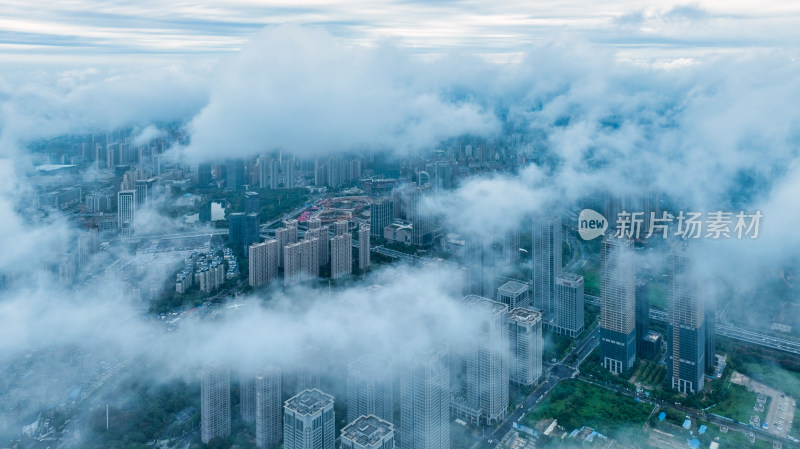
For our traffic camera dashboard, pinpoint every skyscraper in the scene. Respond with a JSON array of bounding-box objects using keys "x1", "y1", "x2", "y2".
[
  {"x1": 284, "y1": 238, "x2": 320, "y2": 286},
  {"x1": 667, "y1": 244, "x2": 706, "y2": 394},
  {"x1": 284, "y1": 389, "x2": 335, "y2": 449},
  {"x1": 393, "y1": 184, "x2": 434, "y2": 246},
  {"x1": 554, "y1": 273, "x2": 585, "y2": 338},
  {"x1": 507, "y1": 307, "x2": 543, "y2": 386},
  {"x1": 462, "y1": 295, "x2": 509, "y2": 424},
  {"x1": 532, "y1": 216, "x2": 562, "y2": 316},
  {"x1": 285, "y1": 158, "x2": 296, "y2": 188},
  {"x1": 330, "y1": 233, "x2": 352, "y2": 279},
  {"x1": 334, "y1": 220, "x2": 349, "y2": 236},
  {"x1": 276, "y1": 221, "x2": 299, "y2": 267},
  {"x1": 245, "y1": 191, "x2": 260, "y2": 215},
  {"x1": 117, "y1": 190, "x2": 135, "y2": 236},
  {"x1": 341, "y1": 415, "x2": 395, "y2": 449},
  {"x1": 370, "y1": 199, "x2": 394, "y2": 237},
  {"x1": 347, "y1": 355, "x2": 393, "y2": 424},
  {"x1": 258, "y1": 156, "x2": 270, "y2": 189},
  {"x1": 705, "y1": 301, "x2": 716, "y2": 374},
  {"x1": 255, "y1": 367, "x2": 282, "y2": 449},
  {"x1": 496, "y1": 280, "x2": 529, "y2": 309},
  {"x1": 198, "y1": 163, "x2": 212, "y2": 188},
  {"x1": 269, "y1": 159, "x2": 280, "y2": 189},
  {"x1": 358, "y1": 224, "x2": 370, "y2": 271},
  {"x1": 635, "y1": 278, "x2": 651, "y2": 358},
  {"x1": 249, "y1": 240, "x2": 279, "y2": 287},
  {"x1": 241, "y1": 375, "x2": 256, "y2": 423},
  {"x1": 201, "y1": 363, "x2": 231, "y2": 444},
  {"x1": 400, "y1": 345, "x2": 449, "y2": 449},
  {"x1": 464, "y1": 234, "x2": 496, "y2": 297},
  {"x1": 600, "y1": 237, "x2": 636, "y2": 374},
  {"x1": 226, "y1": 159, "x2": 245, "y2": 191}
]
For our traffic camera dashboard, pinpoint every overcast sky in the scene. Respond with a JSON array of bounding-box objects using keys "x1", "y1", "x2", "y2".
[{"x1": 2, "y1": 0, "x2": 800, "y2": 65}]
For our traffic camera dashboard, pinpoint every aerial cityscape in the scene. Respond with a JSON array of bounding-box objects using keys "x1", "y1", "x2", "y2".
[{"x1": 1, "y1": 1, "x2": 800, "y2": 449}]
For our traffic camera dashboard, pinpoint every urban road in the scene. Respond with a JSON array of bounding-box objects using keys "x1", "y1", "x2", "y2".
[{"x1": 470, "y1": 326, "x2": 601, "y2": 449}]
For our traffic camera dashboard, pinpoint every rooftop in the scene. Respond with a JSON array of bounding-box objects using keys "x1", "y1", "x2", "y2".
[
  {"x1": 285, "y1": 389, "x2": 334, "y2": 416},
  {"x1": 341, "y1": 415, "x2": 393, "y2": 446},
  {"x1": 497, "y1": 280, "x2": 528, "y2": 295},
  {"x1": 507, "y1": 307, "x2": 542, "y2": 323},
  {"x1": 462, "y1": 295, "x2": 508, "y2": 315},
  {"x1": 349, "y1": 355, "x2": 391, "y2": 380},
  {"x1": 556, "y1": 272, "x2": 583, "y2": 286}
]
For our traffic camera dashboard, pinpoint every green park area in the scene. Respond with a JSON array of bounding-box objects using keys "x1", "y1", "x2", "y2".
[
  {"x1": 525, "y1": 379, "x2": 653, "y2": 436},
  {"x1": 707, "y1": 383, "x2": 767, "y2": 424}
]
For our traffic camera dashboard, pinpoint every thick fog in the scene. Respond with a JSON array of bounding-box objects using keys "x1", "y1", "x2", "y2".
[{"x1": 1, "y1": 23, "x2": 799, "y2": 444}]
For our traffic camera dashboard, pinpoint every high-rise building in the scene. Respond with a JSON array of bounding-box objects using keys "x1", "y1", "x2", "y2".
[
  {"x1": 258, "y1": 156, "x2": 270, "y2": 189},
  {"x1": 334, "y1": 220, "x2": 349, "y2": 236},
  {"x1": 117, "y1": 190, "x2": 135, "y2": 236},
  {"x1": 705, "y1": 301, "x2": 716, "y2": 374},
  {"x1": 667, "y1": 245, "x2": 706, "y2": 394},
  {"x1": 241, "y1": 375, "x2": 256, "y2": 423},
  {"x1": 341, "y1": 415, "x2": 395, "y2": 449},
  {"x1": 249, "y1": 240, "x2": 279, "y2": 287},
  {"x1": 276, "y1": 222, "x2": 299, "y2": 267},
  {"x1": 305, "y1": 227, "x2": 329, "y2": 267},
  {"x1": 635, "y1": 278, "x2": 650, "y2": 357},
  {"x1": 496, "y1": 280, "x2": 529, "y2": 309},
  {"x1": 330, "y1": 233, "x2": 352, "y2": 279},
  {"x1": 464, "y1": 234, "x2": 496, "y2": 297},
  {"x1": 347, "y1": 355, "x2": 393, "y2": 424},
  {"x1": 255, "y1": 367, "x2": 282, "y2": 449},
  {"x1": 600, "y1": 237, "x2": 636, "y2": 374},
  {"x1": 284, "y1": 389, "x2": 335, "y2": 449},
  {"x1": 285, "y1": 158, "x2": 296, "y2": 188},
  {"x1": 246, "y1": 191, "x2": 260, "y2": 214},
  {"x1": 370, "y1": 199, "x2": 394, "y2": 237},
  {"x1": 532, "y1": 216, "x2": 562, "y2": 316},
  {"x1": 229, "y1": 212, "x2": 245, "y2": 249},
  {"x1": 201, "y1": 363, "x2": 231, "y2": 444},
  {"x1": 308, "y1": 218, "x2": 321, "y2": 230},
  {"x1": 284, "y1": 238, "x2": 320, "y2": 286},
  {"x1": 393, "y1": 185, "x2": 434, "y2": 246},
  {"x1": 230, "y1": 212, "x2": 261, "y2": 255},
  {"x1": 507, "y1": 307, "x2": 543, "y2": 386},
  {"x1": 134, "y1": 178, "x2": 156, "y2": 208},
  {"x1": 269, "y1": 159, "x2": 280, "y2": 189},
  {"x1": 358, "y1": 225, "x2": 370, "y2": 271},
  {"x1": 198, "y1": 163, "x2": 212, "y2": 187},
  {"x1": 462, "y1": 295, "x2": 509, "y2": 424},
  {"x1": 399, "y1": 345, "x2": 449, "y2": 449},
  {"x1": 226, "y1": 159, "x2": 245, "y2": 191},
  {"x1": 504, "y1": 229, "x2": 520, "y2": 264},
  {"x1": 554, "y1": 273, "x2": 585, "y2": 338}
]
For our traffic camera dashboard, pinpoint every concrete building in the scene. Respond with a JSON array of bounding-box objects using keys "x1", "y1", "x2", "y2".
[
  {"x1": 249, "y1": 240, "x2": 279, "y2": 287},
  {"x1": 600, "y1": 237, "x2": 636, "y2": 374},
  {"x1": 507, "y1": 307, "x2": 543, "y2": 386},
  {"x1": 400, "y1": 345, "x2": 449, "y2": 449},
  {"x1": 276, "y1": 222, "x2": 299, "y2": 267},
  {"x1": 341, "y1": 415, "x2": 395, "y2": 449},
  {"x1": 334, "y1": 220, "x2": 349, "y2": 236},
  {"x1": 201, "y1": 363, "x2": 231, "y2": 444},
  {"x1": 393, "y1": 185, "x2": 434, "y2": 246},
  {"x1": 532, "y1": 215, "x2": 562, "y2": 316},
  {"x1": 347, "y1": 355, "x2": 393, "y2": 424},
  {"x1": 256, "y1": 367, "x2": 283, "y2": 449},
  {"x1": 667, "y1": 245, "x2": 706, "y2": 394},
  {"x1": 370, "y1": 199, "x2": 394, "y2": 238},
  {"x1": 330, "y1": 233, "x2": 352, "y2": 279},
  {"x1": 226, "y1": 159, "x2": 245, "y2": 191},
  {"x1": 359, "y1": 225, "x2": 371, "y2": 271},
  {"x1": 464, "y1": 234, "x2": 496, "y2": 297},
  {"x1": 284, "y1": 238, "x2": 320, "y2": 286},
  {"x1": 305, "y1": 227, "x2": 329, "y2": 267},
  {"x1": 245, "y1": 191, "x2": 260, "y2": 214},
  {"x1": 496, "y1": 280, "x2": 529, "y2": 309},
  {"x1": 462, "y1": 295, "x2": 509, "y2": 424},
  {"x1": 117, "y1": 190, "x2": 135, "y2": 236},
  {"x1": 284, "y1": 389, "x2": 335, "y2": 449},
  {"x1": 241, "y1": 375, "x2": 256, "y2": 423},
  {"x1": 554, "y1": 273, "x2": 585, "y2": 338}
]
